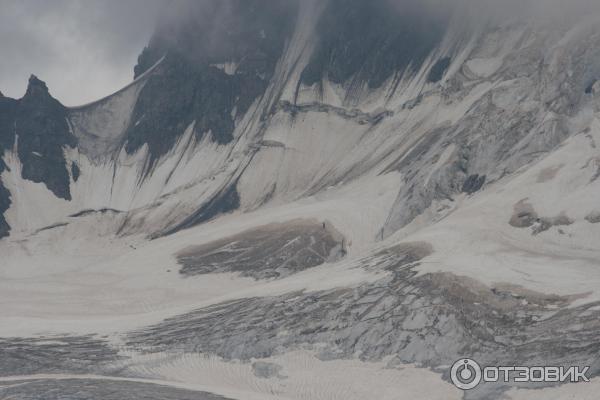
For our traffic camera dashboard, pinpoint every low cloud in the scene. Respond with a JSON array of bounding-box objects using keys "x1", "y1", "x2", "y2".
[
  {"x1": 386, "y1": 0, "x2": 600, "y2": 22},
  {"x1": 0, "y1": 0, "x2": 162, "y2": 106},
  {"x1": 2, "y1": 0, "x2": 600, "y2": 106}
]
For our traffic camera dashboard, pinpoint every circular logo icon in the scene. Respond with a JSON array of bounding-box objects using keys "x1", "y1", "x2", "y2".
[{"x1": 450, "y1": 358, "x2": 482, "y2": 390}]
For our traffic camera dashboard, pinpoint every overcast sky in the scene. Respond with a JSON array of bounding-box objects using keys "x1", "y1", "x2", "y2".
[
  {"x1": 3, "y1": 0, "x2": 600, "y2": 107},
  {"x1": 0, "y1": 0, "x2": 162, "y2": 106}
]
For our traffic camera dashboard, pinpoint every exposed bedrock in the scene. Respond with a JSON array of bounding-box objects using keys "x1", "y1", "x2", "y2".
[
  {"x1": 0, "y1": 181, "x2": 10, "y2": 239},
  {"x1": 0, "y1": 93, "x2": 16, "y2": 238},
  {"x1": 12, "y1": 76, "x2": 76, "y2": 200},
  {"x1": 0, "y1": 76, "x2": 77, "y2": 238},
  {"x1": 300, "y1": 0, "x2": 449, "y2": 91},
  {"x1": 278, "y1": 100, "x2": 393, "y2": 125},
  {"x1": 383, "y1": 18, "x2": 600, "y2": 237},
  {"x1": 127, "y1": 0, "x2": 299, "y2": 169},
  {"x1": 427, "y1": 57, "x2": 452, "y2": 83}
]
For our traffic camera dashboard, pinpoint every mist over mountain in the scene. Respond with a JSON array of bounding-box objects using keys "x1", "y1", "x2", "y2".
[
  {"x1": 1, "y1": 1, "x2": 600, "y2": 399},
  {"x1": 0, "y1": 0, "x2": 163, "y2": 105}
]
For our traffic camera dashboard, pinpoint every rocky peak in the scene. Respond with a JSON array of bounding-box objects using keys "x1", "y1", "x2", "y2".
[
  {"x1": 9, "y1": 74, "x2": 76, "y2": 201},
  {"x1": 24, "y1": 74, "x2": 52, "y2": 99}
]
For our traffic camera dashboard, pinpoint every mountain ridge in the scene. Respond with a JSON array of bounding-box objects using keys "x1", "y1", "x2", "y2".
[
  {"x1": 1, "y1": 0, "x2": 600, "y2": 241},
  {"x1": 1, "y1": 2, "x2": 600, "y2": 398}
]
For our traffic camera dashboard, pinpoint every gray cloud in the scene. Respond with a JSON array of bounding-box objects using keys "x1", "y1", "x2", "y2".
[
  {"x1": 0, "y1": 0, "x2": 162, "y2": 106},
  {"x1": 2, "y1": 0, "x2": 600, "y2": 106},
  {"x1": 384, "y1": 0, "x2": 600, "y2": 22}
]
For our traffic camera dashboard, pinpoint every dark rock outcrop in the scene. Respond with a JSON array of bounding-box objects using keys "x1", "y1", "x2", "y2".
[
  {"x1": 124, "y1": 55, "x2": 239, "y2": 167},
  {"x1": 301, "y1": 0, "x2": 449, "y2": 91},
  {"x1": 71, "y1": 162, "x2": 80, "y2": 182},
  {"x1": 462, "y1": 174, "x2": 486, "y2": 194},
  {"x1": 0, "y1": 181, "x2": 10, "y2": 239},
  {"x1": 427, "y1": 57, "x2": 452, "y2": 83},
  {"x1": 15, "y1": 75, "x2": 77, "y2": 200},
  {"x1": 125, "y1": 0, "x2": 298, "y2": 168},
  {"x1": 0, "y1": 94, "x2": 17, "y2": 238},
  {"x1": 0, "y1": 76, "x2": 77, "y2": 238}
]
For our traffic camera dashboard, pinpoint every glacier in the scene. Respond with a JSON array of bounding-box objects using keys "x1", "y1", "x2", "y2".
[{"x1": 1, "y1": 0, "x2": 600, "y2": 399}]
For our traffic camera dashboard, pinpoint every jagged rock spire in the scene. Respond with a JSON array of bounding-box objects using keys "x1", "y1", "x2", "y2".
[{"x1": 24, "y1": 74, "x2": 51, "y2": 98}]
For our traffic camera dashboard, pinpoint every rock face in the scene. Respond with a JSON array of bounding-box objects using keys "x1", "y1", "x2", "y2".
[
  {"x1": 0, "y1": 93, "x2": 15, "y2": 238},
  {"x1": 0, "y1": 182, "x2": 9, "y2": 239},
  {"x1": 427, "y1": 57, "x2": 452, "y2": 83},
  {"x1": 0, "y1": 92, "x2": 16, "y2": 238},
  {"x1": 0, "y1": 75, "x2": 77, "y2": 236},
  {"x1": 16, "y1": 76, "x2": 77, "y2": 200},
  {"x1": 125, "y1": 0, "x2": 299, "y2": 168},
  {"x1": 300, "y1": 0, "x2": 449, "y2": 92},
  {"x1": 2, "y1": 0, "x2": 598, "y2": 241}
]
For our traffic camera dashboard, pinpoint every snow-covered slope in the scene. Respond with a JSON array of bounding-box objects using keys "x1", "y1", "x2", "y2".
[{"x1": 1, "y1": 1, "x2": 600, "y2": 399}]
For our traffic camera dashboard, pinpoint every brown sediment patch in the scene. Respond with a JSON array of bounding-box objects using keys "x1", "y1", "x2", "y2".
[
  {"x1": 532, "y1": 212, "x2": 574, "y2": 235},
  {"x1": 177, "y1": 219, "x2": 346, "y2": 280},
  {"x1": 509, "y1": 199, "x2": 538, "y2": 228},
  {"x1": 420, "y1": 273, "x2": 575, "y2": 316},
  {"x1": 536, "y1": 164, "x2": 564, "y2": 183},
  {"x1": 585, "y1": 211, "x2": 600, "y2": 223},
  {"x1": 509, "y1": 199, "x2": 573, "y2": 234},
  {"x1": 491, "y1": 282, "x2": 591, "y2": 306},
  {"x1": 373, "y1": 241, "x2": 434, "y2": 270}
]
